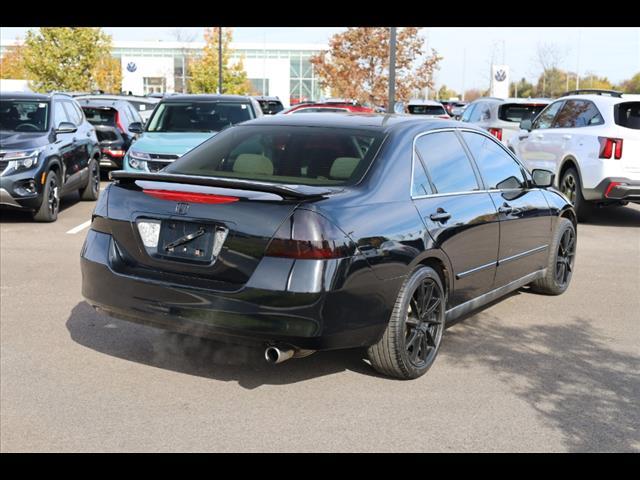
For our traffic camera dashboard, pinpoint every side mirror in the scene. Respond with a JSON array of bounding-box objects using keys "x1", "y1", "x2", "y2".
[
  {"x1": 531, "y1": 169, "x2": 555, "y2": 188},
  {"x1": 520, "y1": 119, "x2": 533, "y2": 131},
  {"x1": 128, "y1": 122, "x2": 144, "y2": 134},
  {"x1": 55, "y1": 121, "x2": 77, "y2": 134}
]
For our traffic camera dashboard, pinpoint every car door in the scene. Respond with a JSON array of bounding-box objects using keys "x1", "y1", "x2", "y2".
[
  {"x1": 461, "y1": 130, "x2": 552, "y2": 287},
  {"x1": 63, "y1": 100, "x2": 93, "y2": 177},
  {"x1": 52, "y1": 101, "x2": 82, "y2": 191},
  {"x1": 518, "y1": 100, "x2": 565, "y2": 173},
  {"x1": 411, "y1": 129, "x2": 500, "y2": 307}
]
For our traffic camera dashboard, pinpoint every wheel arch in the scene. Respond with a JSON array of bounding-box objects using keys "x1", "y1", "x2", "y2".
[
  {"x1": 413, "y1": 251, "x2": 453, "y2": 304},
  {"x1": 558, "y1": 156, "x2": 583, "y2": 189}
]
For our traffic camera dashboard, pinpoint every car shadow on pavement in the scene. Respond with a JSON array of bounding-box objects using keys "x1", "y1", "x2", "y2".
[
  {"x1": 583, "y1": 204, "x2": 640, "y2": 227},
  {"x1": 66, "y1": 301, "x2": 382, "y2": 389},
  {"x1": 443, "y1": 311, "x2": 640, "y2": 452},
  {"x1": 0, "y1": 192, "x2": 82, "y2": 223}
]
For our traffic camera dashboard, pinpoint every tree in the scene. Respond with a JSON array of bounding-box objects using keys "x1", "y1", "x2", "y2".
[
  {"x1": 511, "y1": 78, "x2": 535, "y2": 98},
  {"x1": 310, "y1": 27, "x2": 442, "y2": 107},
  {"x1": 617, "y1": 73, "x2": 640, "y2": 93},
  {"x1": 0, "y1": 43, "x2": 28, "y2": 79},
  {"x1": 93, "y1": 55, "x2": 122, "y2": 93},
  {"x1": 579, "y1": 73, "x2": 613, "y2": 91},
  {"x1": 463, "y1": 89, "x2": 484, "y2": 102},
  {"x1": 188, "y1": 27, "x2": 251, "y2": 95},
  {"x1": 437, "y1": 85, "x2": 458, "y2": 101},
  {"x1": 20, "y1": 28, "x2": 117, "y2": 92}
]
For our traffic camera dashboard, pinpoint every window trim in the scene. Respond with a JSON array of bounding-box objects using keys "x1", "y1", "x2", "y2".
[
  {"x1": 410, "y1": 127, "x2": 486, "y2": 200},
  {"x1": 457, "y1": 129, "x2": 529, "y2": 191},
  {"x1": 410, "y1": 127, "x2": 534, "y2": 200}
]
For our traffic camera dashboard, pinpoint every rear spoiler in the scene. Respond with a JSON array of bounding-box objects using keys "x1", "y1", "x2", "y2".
[{"x1": 109, "y1": 170, "x2": 334, "y2": 200}]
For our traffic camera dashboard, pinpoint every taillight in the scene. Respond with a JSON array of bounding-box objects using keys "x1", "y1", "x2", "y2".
[
  {"x1": 598, "y1": 137, "x2": 623, "y2": 159},
  {"x1": 488, "y1": 128, "x2": 503, "y2": 141},
  {"x1": 265, "y1": 209, "x2": 355, "y2": 259},
  {"x1": 143, "y1": 189, "x2": 239, "y2": 204},
  {"x1": 115, "y1": 111, "x2": 126, "y2": 134},
  {"x1": 102, "y1": 148, "x2": 125, "y2": 157}
]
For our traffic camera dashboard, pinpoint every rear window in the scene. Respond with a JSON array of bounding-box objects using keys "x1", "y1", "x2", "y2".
[
  {"x1": 146, "y1": 102, "x2": 254, "y2": 133},
  {"x1": 258, "y1": 100, "x2": 284, "y2": 114},
  {"x1": 498, "y1": 103, "x2": 548, "y2": 123},
  {"x1": 165, "y1": 125, "x2": 384, "y2": 186},
  {"x1": 614, "y1": 102, "x2": 640, "y2": 130},
  {"x1": 82, "y1": 107, "x2": 116, "y2": 125},
  {"x1": 408, "y1": 105, "x2": 447, "y2": 115}
]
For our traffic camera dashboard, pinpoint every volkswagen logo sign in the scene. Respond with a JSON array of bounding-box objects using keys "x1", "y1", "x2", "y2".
[
  {"x1": 126, "y1": 62, "x2": 137, "y2": 73},
  {"x1": 494, "y1": 69, "x2": 507, "y2": 82}
]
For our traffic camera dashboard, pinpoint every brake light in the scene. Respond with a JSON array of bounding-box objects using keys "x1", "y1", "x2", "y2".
[
  {"x1": 604, "y1": 182, "x2": 622, "y2": 198},
  {"x1": 598, "y1": 137, "x2": 623, "y2": 159},
  {"x1": 102, "y1": 148, "x2": 125, "y2": 157},
  {"x1": 143, "y1": 189, "x2": 239, "y2": 204},
  {"x1": 115, "y1": 111, "x2": 126, "y2": 134},
  {"x1": 488, "y1": 128, "x2": 503, "y2": 141},
  {"x1": 265, "y1": 209, "x2": 355, "y2": 259}
]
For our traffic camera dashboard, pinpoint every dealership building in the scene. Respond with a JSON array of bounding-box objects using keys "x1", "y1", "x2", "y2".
[{"x1": 0, "y1": 39, "x2": 328, "y2": 107}]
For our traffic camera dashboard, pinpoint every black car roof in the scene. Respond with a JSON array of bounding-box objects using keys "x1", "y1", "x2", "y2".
[
  {"x1": 239, "y1": 112, "x2": 462, "y2": 133},
  {"x1": 0, "y1": 91, "x2": 65, "y2": 101},
  {"x1": 160, "y1": 94, "x2": 254, "y2": 103}
]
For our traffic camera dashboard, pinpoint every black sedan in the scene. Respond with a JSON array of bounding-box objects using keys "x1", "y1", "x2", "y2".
[{"x1": 81, "y1": 113, "x2": 577, "y2": 379}]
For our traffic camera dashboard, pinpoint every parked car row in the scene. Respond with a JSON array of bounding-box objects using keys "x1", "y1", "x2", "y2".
[{"x1": 460, "y1": 89, "x2": 640, "y2": 219}]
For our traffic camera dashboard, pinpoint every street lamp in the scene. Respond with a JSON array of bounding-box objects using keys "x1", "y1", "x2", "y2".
[{"x1": 218, "y1": 27, "x2": 223, "y2": 94}]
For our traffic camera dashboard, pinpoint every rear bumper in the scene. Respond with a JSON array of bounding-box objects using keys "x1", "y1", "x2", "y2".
[
  {"x1": 586, "y1": 177, "x2": 640, "y2": 203},
  {"x1": 81, "y1": 229, "x2": 396, "y2": 351}
]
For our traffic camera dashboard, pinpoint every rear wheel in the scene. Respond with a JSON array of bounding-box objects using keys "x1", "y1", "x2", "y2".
[
  {"x1": 530, "y1": 218, "x2": 576, "y2": 295},
  {"x1": 367, "y1": 266, "x2": 446, "y2": 380},
  {"x1": 32, "y1": 170, "x2": 60, "y2": 222},
  {"x1": 561, "y1": 167, "x2": 592, "y2": 222},
  {"x1": 79, "y1": 159, "x2": 100, "y2": 201}
]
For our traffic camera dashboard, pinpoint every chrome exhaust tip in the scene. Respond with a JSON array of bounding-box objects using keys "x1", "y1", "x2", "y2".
[{"x1": 264, "y1": 346, "x2": 295, "y2": 364}]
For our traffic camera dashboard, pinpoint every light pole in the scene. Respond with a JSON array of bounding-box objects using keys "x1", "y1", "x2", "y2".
[
  {"x1": 388, "y1": 27, "x2": 396, "y2": 112},
  {"x1": 218, "y1": 27, "x2": 223, "y2": 94}
]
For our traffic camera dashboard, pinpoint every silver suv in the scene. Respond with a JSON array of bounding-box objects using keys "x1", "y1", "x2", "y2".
[{"x1": 460, "y1": 97, "x2": 551, "y2": 146}]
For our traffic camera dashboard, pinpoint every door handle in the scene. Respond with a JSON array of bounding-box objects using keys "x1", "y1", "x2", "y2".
[
  {"x1": 429, "y1": 209, "x2": 451, "y2": 222},
  {"x1": 562, "y1": 134, "x2": 572, "y2": 140},
  {"x1": 498, "y1": 203, "x2": 523, "y2": 216},
  {"x1": 534, "y1": 134, "x2": 544, "y2": 139}
]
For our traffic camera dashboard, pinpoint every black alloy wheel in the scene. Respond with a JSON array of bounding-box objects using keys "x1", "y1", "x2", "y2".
[
  {"x1": 405, "y1": 278, "x2": 444, "y2": 369},
  {"x1": 555, "y1": 227, "x2": 576, "y2": 289}
]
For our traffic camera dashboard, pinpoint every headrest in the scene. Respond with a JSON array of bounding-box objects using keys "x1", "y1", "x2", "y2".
[
  {"x1": 330, "y1": 157, "x2": 360, "y2": 180},
  {"x1": 233, "y1": 154, "x2": 274, "y2": 176}
]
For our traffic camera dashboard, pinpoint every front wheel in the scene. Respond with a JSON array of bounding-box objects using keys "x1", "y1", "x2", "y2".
[
  {"x1": 367, "y1": 266, "x2": 446, "y2": 380},
  {"x1": 530, "y1": 217, "x2": 576, "y2": 295}
]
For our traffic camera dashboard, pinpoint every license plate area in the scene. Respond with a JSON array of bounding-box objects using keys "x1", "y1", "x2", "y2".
[{"x1": 156, "y1": 220, "x2": 217, "y2": 264}]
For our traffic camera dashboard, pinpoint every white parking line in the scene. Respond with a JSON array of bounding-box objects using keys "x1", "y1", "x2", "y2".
[{"x1": 66, "y1": 220, "x2": 91, "y2": 235}]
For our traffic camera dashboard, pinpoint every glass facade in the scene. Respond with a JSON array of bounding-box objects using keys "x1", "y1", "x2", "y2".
[{"x1": 111, "y1": 45, "x2": 325, "y2": 103}]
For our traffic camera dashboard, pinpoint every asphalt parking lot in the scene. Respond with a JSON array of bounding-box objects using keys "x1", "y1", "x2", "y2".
[{"x1": 1, "y1": 183, "x2": 639, "y2": 452}]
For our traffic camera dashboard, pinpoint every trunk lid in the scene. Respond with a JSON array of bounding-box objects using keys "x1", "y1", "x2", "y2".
[{"x1": 102, "y1": 172, "x2": 334, "y2": 290}]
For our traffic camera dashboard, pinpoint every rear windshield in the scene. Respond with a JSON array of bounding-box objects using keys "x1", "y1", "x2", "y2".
[
  {"x1": 408, "y1": 105, "x2": 447, "y2": 115},
  {"x1": 0, "y1": 99, "x2": 49, "y2": 132},
  {"x1": 614, "y1": 102, "x2": 640, "y2": 129},
  {"x1": 146, "y1": 101, "x2": 254, "y2": 132},
  {"x1": 82, "y1": 107, "x2": 116, "y2": 125},
  {"x1": 127, "y1": 100, "x2": 156, "y2": 113},
  {"x1": 498, "y1": 103, "x2": 548, "y2": 122},
  {"x1": 164, "y1": 125, "x2": 384, "y2": 186},
  {"x1": 258, "y1": 100, "x2": 284, "y2": 114}
]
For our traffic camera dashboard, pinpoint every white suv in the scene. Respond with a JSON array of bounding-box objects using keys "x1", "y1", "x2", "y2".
[{"x1": 510, "y1": 90, "x2": 640, "y2": 221}]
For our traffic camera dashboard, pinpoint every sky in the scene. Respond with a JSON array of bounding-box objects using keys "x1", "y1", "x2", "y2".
[{"x1": 2, "y1": 27, "x2": 639, "y2": 93}]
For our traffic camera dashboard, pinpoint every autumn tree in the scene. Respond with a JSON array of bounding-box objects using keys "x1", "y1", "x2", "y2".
[
  {"x1": 20, "y1": 28, "x2": 117, "y2": 93},
  {"x1": 511, "y1": 78, "x2": 535, "y2": 98},
  {"x1": 617, "y1": 73, "x2": 640, "y2": 93},
  {"x1": 0, "y1": 43, "x2": 28, "y2": 79},
  {"x1": 311, "y1": 27, "x2": 442, "y2": 107},
  {"x1": 436, "y1": 85, "x2": 458, "y2": 100},
  {"x1": 188, "y1": 27, "x2": 251, "y2": 95},
  {"x1": 93, "y1": 55, "x2": 122, "y2": 93},
  {"x1": 579, "y1": 73, "x2": 613, "y2": 91},
  {"x1": 463, "y1": 89, "x2": 484, "y2": 102}
]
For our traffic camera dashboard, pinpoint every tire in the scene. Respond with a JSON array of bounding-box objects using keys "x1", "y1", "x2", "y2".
[
  {"x1": 560, "y1": 167, "x2": 592, "y2": 222},
  {"x1": 32, "y1": 170, "x2": 60, "y2": 222},
  {"x1": 530, "y1": 217, "x2": 576, "y2": 295},
  {"x1": 79, "y1": 159, "x2": 100, "y2": 201},
  {"x1": 367, "y1": 266, "x2": 446, "y2": 380}
]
